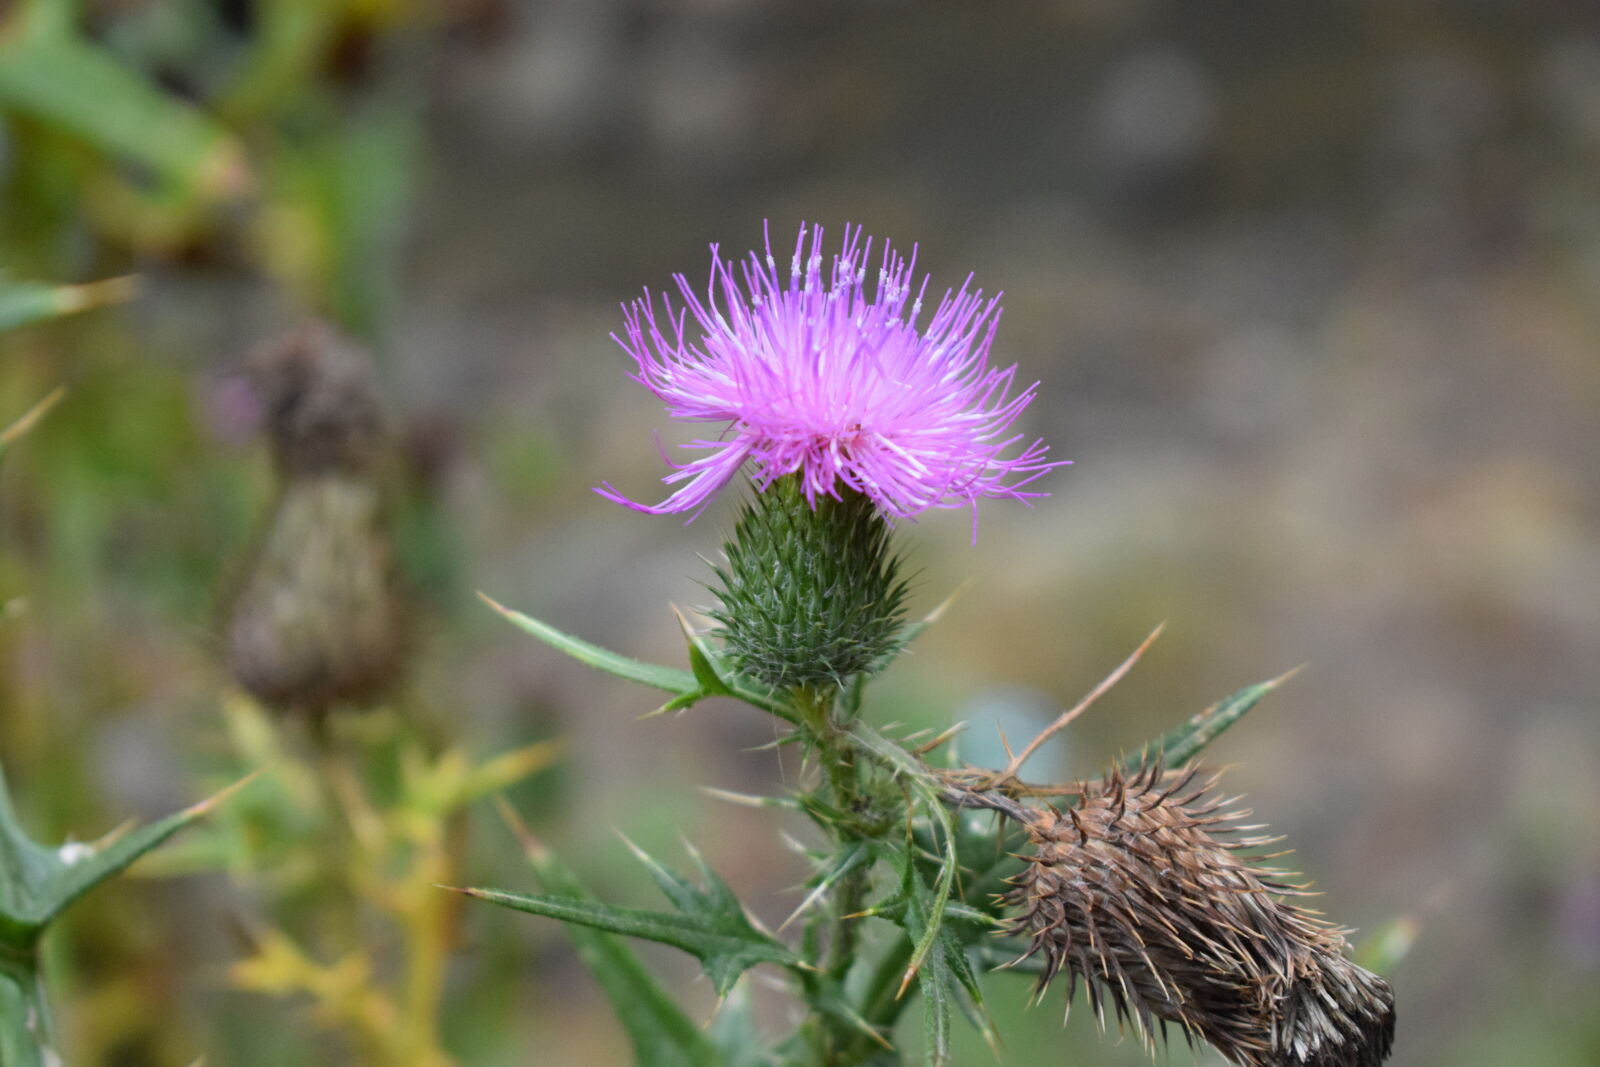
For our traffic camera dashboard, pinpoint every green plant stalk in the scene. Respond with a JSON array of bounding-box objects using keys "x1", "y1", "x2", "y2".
[
  {"x1": 794, "y1": 683, "x2": 876, "y2": 1062},
  {"x1": 0, "y1": 947, "x2": 55, "y2": 1066}
]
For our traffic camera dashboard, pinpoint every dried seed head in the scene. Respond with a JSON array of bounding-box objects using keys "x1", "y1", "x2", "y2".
[
  {"x1": 1002, "y1": 762, "x2": 1395, "y2": 1066},
  {"x1": 250, "y1": 320, "x2": 389, "y2": 478},
  {"x1": 224, "y1": 323, "x2": 411, "y2": 715}
]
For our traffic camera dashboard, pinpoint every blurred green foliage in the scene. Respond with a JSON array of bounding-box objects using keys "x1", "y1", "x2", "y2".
[
  {"x1": 0, "y1": 0, "x2": 414, "y2": 337},
  {"x1": 0, "y1": 1, "x2": 517, "y2": 1062}
]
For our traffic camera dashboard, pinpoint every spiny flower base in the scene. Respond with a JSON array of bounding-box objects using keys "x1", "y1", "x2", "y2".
[
  {"x1": 1003, "y1": 763, "x2": 1395, "y2": 1066},
  {"x1": 709, "y1": 477, "x2": 908, "y2": 691}
]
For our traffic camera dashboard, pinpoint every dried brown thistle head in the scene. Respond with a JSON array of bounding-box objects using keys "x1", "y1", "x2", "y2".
[
  {"x1": 999, "y1": 761, "x2": 1395, "y2": 1066},
  {"x1": 223, "y1": 322, "x2": 412, "y2": 716},
  {"x1": 248, "y1": 320, "x2": 390, "y2": 478}
]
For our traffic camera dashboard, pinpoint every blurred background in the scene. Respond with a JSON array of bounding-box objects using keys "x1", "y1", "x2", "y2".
[{"x1": 2, "y1": 0, "x2": 1598, "y2": 1064}]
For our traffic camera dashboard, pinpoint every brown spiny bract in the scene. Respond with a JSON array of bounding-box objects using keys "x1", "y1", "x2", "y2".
[
  {"x1": 1001, "y1": 762, "x2": 1395, "y2": 1066},
  {"x1": 223, "y1": 322, "x2": 412, "y2": 716}
]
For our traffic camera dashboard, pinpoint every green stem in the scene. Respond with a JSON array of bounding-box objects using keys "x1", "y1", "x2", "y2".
[
  {"x1": 0, "y1": 945, "x2": 56, "y2": 1067},
  {"x1": 794, "y1": 683, "x2": 877, "y2": 1063}
]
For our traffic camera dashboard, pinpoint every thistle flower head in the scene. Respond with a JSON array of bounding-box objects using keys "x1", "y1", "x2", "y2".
[
  {"x1": 1002, "y1": 762, "x2": 1395, "y2": 1066},
  {"x1": 597, "y1": 222, "x2": 1066, "y2": 537}
]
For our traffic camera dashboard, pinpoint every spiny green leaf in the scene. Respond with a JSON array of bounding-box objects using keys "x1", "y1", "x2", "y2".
[
  {"x1": 481, "y1": 594, "x2": 793, "y2": 721},
  {"x1": 938, "y1": 928, "x2": 995, "y2": 1048},
  {"x1": 848, "y1": 721, "x2": 937, "y2": 785},
  {"x1": 891, "y1": 851, "x2": 955, "y2": 1067},
  {"x1": 686, "y1": 642, "x2": 731, "y2": 697},
  {"x1": 482, "y1": 592, "x2": 694, "y2": 692},
  {"x1": 499, "y1": 808, "x2": 718, "y2": 1067},
  {"x1": 0, "y1": 761, "x2": 251, "y2": 948},
  {"x1": 655, "y1": 611, "x2": 736, "y2": 715},
  {"x1": 1354, "y1": 914, "x2": 1419, "y2": 975},
  {"x1": 462, "y1": 839, "x2": 800, "y2": 998},
  {"x1": 912, "y1": 801, "x2": 957, "y2": 963},
  {"x1": 620, "y1": 835, "x2": 724, "y2": 917},
  {"x1": 918, "y1": 943, "x2": 954, "y2": 1067},
  {"x1": 459, "y1": 887, "x2": 799, "y2": 998},
  {"x1": 1127, "y1": 667, "x2": 1302, "y2": 773},
  {"x1": 32, "y1": 774, "x2": 255, "y2": 931}
]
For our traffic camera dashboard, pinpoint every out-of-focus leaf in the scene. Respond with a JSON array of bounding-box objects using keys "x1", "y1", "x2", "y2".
[
  {"x1": 400, "y1": 740, "x2": 561, "y2": 819},
  {"x1": 0, "y1": 388, "x2": 65, "y2": 462},
  {"x1": 251, "y1": 103, "x2": 417, "y2": 342},
  {"x1": 1125, "y1": 667, "x2": 1301, "y2": 773},
  {"x1": 325, "y1": 107, "x2": 416, "y2": 341},
  {"x1": 497, "y1": 807, "x2": 719, "y2": 1067},
  {"x1": 0, "y1": 276, "x2": 136, "y2": 331},
  {"x1": 459, "y1": 839, "x2": 800, "y2": 998},
  {"x1": 217, "y1": 0, "x2": 341, "y2": 121},
  {"x1": 0, "y1": 32, "x2": 247, "y2": 198},
  {"x1": 1354, "y1": 914, "x2": 1419, "y2": 975}
]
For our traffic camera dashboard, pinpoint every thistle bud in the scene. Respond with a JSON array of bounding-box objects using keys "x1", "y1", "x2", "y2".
[
  {"x1": 223, "y1": 322, "x2": 412, "y2": 716},
  {"x1": 1003, "y1": 762, "x2": 1395, "y2": 1066},
  {"x1": 707, "y1": 475, "x2": 908, "y2": 692}
]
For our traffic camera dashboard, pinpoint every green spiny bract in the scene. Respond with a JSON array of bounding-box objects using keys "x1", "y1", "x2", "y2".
[{"x1": 708, "y1": 476, "x2": 909, "y2": 692}]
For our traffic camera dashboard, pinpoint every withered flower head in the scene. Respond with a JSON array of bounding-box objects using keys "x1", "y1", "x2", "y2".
[
  {"x1": 249, "y1": 320, "x2": 389, "y2": 478},
  {"x1": 223, "y1": 322, "x2": 412, "y2": 716},
  {"x1": 1001, "y1": 762, "x2": 1395, "y2": 1066}
]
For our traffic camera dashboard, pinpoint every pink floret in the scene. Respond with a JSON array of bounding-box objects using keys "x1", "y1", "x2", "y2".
[{"x1": 596, "y1": 222, "x2": 1068, "y2": 537}]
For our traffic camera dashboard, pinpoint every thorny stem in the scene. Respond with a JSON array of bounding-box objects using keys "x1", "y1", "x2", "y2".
[
  {"x1": 795, "y1": 683, "x2": 873, "y2": 1060},
  {"x1": 834, "y1": 773, "x2": 1038, "y2": 1063}
]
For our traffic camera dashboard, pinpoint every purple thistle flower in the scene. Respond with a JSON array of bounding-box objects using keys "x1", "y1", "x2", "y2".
[{"x1": 596, "y1": 222, "x2": 1068, "y2": 538}]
